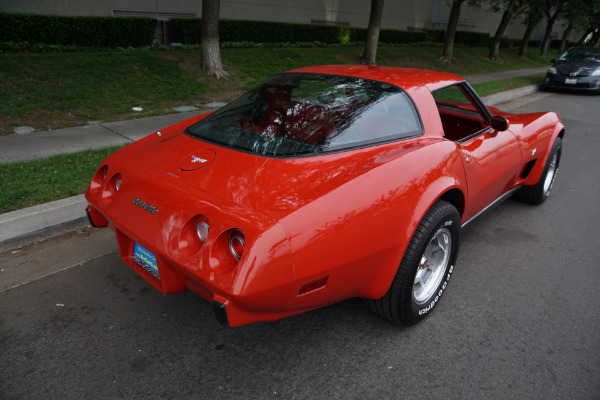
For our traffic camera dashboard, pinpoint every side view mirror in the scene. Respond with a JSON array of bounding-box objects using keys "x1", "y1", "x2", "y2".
[
  {"x1": 550, "y1": 58, "x2": 556, "y2": 63},
  {"x1": 491, "y1": 116, "x2": 509, "y2": 132}
]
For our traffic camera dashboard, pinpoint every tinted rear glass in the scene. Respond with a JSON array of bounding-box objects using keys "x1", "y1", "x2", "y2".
[{"x1": 186, "y1": 73, "x2": 422, "y2": 156}]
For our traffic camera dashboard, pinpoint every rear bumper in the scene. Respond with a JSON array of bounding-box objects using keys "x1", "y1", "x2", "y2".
[
  {"x1": 86, "y1": 205, "x2": 108, "y2": 228},
  {"x1": 85, "y1": 201, "x2": 307, "y2": 327},
  {"x1": 213, "y1": 300, "x2": 229, "y2": 327},
  {"x1": 544, "y1": 74, "x2": 600, "y2": 92}
]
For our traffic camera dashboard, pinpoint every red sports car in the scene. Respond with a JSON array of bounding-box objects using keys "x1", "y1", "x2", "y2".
[{"x1": 85, "y1": 65, "x2": 564, "y2": 327}]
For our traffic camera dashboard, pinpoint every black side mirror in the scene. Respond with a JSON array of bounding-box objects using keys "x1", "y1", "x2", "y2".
[
  {"x1": 550, "y1": 59, "x2": 556, "y2": 63},
  {"x1": 491, "y1": 116, "x2": 509, "y2": 132}
]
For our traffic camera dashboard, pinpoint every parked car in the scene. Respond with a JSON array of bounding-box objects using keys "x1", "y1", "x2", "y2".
[
  {"x1": 544, "y1": 47, "x2": 600, "y2": 92},
  {"x1": 85, "y1": 65, "x2": 564, "y2": 327}
]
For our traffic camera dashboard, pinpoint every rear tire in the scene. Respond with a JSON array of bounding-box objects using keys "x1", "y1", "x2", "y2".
[
  {"x1": 366, "y1": 200, "x2": 460, "y2": 325},
  {"x1": 516, "y1": 137, "x2": 561, "y2": 205}
]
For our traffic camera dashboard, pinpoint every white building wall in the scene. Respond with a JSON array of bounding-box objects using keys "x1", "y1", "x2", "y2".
[{"x1": 0, "y1": 0, "x2": 573, "y2": 42}]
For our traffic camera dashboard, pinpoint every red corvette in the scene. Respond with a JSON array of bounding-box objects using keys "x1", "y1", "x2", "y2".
[{"x1": 85, "y1": 65, "x2": 564, "y2": 327}]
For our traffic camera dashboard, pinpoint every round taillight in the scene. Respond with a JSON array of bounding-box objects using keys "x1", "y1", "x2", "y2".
[
  {"x1": 101, "y1": 173, "x2": 122, "y2": 203},
  {"x1": 90, "y1": 165, "x2": 109, "y2": 194},
  {"x1": 229, "y1": 229, "x2": 245, "y2": 261},
  {"x1": 196, "y1": 215, "x2": 209, "y2": 243}
]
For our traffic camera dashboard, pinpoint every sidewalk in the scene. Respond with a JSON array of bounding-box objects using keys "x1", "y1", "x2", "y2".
[
  {"x1": 0, "y1": 110, "x2": 210, "y2": 164},
  {"x1": 0, "y1": 67, "x2": 549, "y2": 251}
]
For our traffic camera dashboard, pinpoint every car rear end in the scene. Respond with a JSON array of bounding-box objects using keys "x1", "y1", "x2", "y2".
[{"x1": 85, "y1": 143, "x2": 297, "y2": 327}]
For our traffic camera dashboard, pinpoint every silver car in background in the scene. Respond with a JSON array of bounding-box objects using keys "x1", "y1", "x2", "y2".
[{"x1": 544, "y1": 47, "x2": 600, "y2": 93}]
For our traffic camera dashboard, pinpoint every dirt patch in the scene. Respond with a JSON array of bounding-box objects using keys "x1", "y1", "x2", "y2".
[
  {"x1": 179, "y1": 57, "x2": 202, "y2": 73},
  {"x1": 160, "y1": 54, "x2": 179, "y2": 62},
  {"x1": 202, "y1": 89, "x2": 244, "y2": 104}
]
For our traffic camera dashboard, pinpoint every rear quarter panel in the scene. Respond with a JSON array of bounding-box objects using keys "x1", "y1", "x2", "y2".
[{"x1": 279, "y1": 138, "x2": 467, "y2": 309}]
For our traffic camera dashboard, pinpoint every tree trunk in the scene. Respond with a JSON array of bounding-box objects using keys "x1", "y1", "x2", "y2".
[
  {"x1": 442, "y1": 0, "x2": 466, "y2": 63},
  {"x1": 518, "y1": 18, "x2": 537, "y2": 58},
  {"x1": 558, "y1": 22, "x2": 573, "y2": 54},
  {"x1": 575, "y1": 26, "x2": 594, "y2": 47},
  {"x1": 490, "y1": 9, "x2": 513, "y2": 61},
  {"x1": 201, "y1": 0, "x2": 229, "y2": 79},
  {"x1": 540, "y1": 8, "x2": 561, "y2": 57},
  {"x1": 360, "y1": 0, "x2": 384, "y2": 65}
]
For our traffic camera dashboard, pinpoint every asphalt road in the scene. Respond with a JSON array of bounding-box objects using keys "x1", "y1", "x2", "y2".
[{"x1": 1, "y1": 90, "x2": 599, "y2": 399}]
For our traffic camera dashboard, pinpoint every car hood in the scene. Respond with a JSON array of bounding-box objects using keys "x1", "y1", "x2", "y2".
[
  {"x1": 112, "y1": 123, "x2": 427, "y2": 221},
  {"x1": 555, "y1": 61, "x2": 600, "y2": 76}
]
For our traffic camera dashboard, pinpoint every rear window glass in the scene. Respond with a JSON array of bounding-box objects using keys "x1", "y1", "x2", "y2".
[{"x1": 185, "y1": 73, "x2": 422, "y2": 156}]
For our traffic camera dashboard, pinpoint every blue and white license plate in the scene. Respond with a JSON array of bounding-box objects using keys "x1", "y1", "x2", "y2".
[{"x1": 133, "y1": 242, "x2": 160, "y2": 280}]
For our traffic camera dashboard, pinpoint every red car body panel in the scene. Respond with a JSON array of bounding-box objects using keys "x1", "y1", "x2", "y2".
[{"x1": 85, "y1": 65, "x2": 564, "y2": 327}]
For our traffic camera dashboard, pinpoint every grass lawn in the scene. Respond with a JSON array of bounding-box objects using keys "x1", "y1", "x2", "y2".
[
  {"x1": 0, "y1": 45, "x2": 554, "y2": 135},
  {"x1": 472, "y1": 73, "x2": 546, "y2": 97},
  {"x1": 0, "y1": 146, "x2": 122, "y2": 214}
]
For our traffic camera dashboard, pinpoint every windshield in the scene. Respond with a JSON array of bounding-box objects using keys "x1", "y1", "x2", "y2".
[
  {"x1": 185, "y1": 73, "x2": 422, "y2": 156},
  {"x1": 558, "y1": 48, "x2": 600, "y2": 63}
]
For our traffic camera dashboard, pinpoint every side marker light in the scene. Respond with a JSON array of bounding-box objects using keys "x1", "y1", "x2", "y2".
[{"x1": 298, "y1": 276, "x2": 328, "y2": 296}]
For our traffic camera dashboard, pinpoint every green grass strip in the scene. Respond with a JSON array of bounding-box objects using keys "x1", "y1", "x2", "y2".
[
  {"x1": 472, "y1": 73, "x2": 546, "y2": 97},
  {"x1": 0, "y1": 146, "x2": 123, "y2": 214}
]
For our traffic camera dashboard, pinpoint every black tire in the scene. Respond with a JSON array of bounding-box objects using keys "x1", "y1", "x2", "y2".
[
  {"x1": 366, "y1": 200, "x2": 460, "y2": 325},
  {"x1": 516, "y1": 137, "x2": 562, "y2": 205}
]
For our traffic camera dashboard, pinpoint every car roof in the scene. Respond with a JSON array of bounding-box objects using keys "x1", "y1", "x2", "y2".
[{"x1": 287, "y1": 65, "x2": 465, "y2": 92}]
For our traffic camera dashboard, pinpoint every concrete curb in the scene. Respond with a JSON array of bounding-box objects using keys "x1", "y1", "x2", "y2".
[
  {"x1": 0, "y1": 85, "x2": 543, "y2": 252},
  {"x1": 481, "y1": 85, "x2": 540, "y2": 106},
  {"x1": 0, "y1": 195, "x2": 88, "y2": 252}
]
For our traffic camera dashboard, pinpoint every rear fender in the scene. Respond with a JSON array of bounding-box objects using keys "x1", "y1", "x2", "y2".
[
  {"x1": 358, "y1": 144, "x2": 466, "y2": 300},
  {"x1": 523, "y1": 114, "x2": 564, "y2": 186},
  {"x1": 281, "y1": 140, "x2": 467, "y2": 305},
  {"x1": 361, "y1": 175, "x2": 466, "y2": 300}
]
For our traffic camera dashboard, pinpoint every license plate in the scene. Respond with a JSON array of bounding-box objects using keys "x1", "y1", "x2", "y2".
[
  {"x1": 133, "y1": 242, "x2": 160, "y2": 279},
  {"x1": 565, "y1": 78, "x2": 577, "y2": 84}
]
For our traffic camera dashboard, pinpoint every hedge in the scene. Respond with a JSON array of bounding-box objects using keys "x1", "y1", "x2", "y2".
[
  {"x1": 0, "y1": 13, "x2": 156, "y2": 47},
  {"x1": 424, "y1": 29, "x2": 445, "y2": 43},
  {"x1": 170, "y1": 18, "x2": 427, "y2": 46},
  {"x1": 454, "y1": 31, "x2": 490, "y2": 47},
  {"x1": 380, "y1": 29, "x2": 427, "y2": 44},
  {"x1": 499, "y1": 37, "x2": 521, "y2": 48},
  {"x1": 1, "y1": 12, "x2": 523, "y2": 50},
  {"x1": 342, "y1": 27, "x2": 426, "y2": 44},
  {"x1": 422, "y1": 29, "x2": 491, "y2": 47},
  {"x1": 222, "y1": 20, "x2": 343, "y2": 44},
  {"x1": 170, "y1": 19, "x2": 344, "y2": 44}
]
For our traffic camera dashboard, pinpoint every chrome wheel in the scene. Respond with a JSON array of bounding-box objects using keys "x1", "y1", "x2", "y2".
[
  {"x1": 413, "y1": 227, "x2": 452, "y2": 305},
  {"x1": 543, "y1": 151, "x2": 558, "y2": 195}
]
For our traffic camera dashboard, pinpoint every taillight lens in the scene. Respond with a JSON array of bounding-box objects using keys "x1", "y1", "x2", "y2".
[
  {"x1": 89, "y1": 165, "x2": 109, "y2": 194},
  {"x1": 229, "y1": 229, "x2": 245, "y2": 261},
  {"x1": 101, "y1": 173, "x2": 122, "y2": 203},
  {"x1": 196, "y1": 215, "x2": 209, "y2": 243}
]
